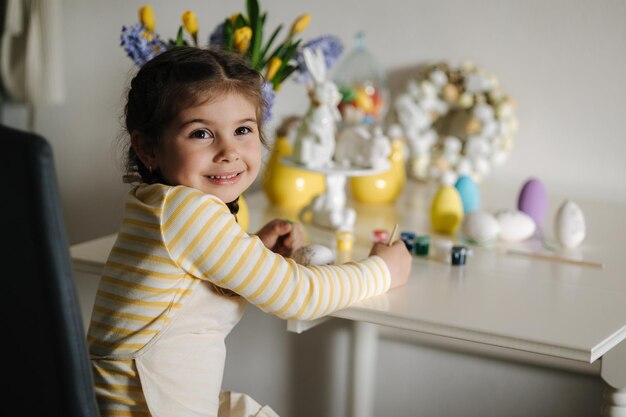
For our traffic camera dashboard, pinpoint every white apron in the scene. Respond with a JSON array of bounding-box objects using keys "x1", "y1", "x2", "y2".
[{"x1": 134, "y1": 280, "x2": 279, "y2": 417}]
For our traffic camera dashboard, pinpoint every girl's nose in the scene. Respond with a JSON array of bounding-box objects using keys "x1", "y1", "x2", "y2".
[{"x1": 214, "y1": 142, "x2": 240, "y2": 162}]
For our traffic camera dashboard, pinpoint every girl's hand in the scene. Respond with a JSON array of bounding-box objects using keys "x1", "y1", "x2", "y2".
[
  {"x1": 255, "y1": 219, "x2": 303, "y2": 257},
  {"x1": 369, "y1": 240, "x2": 412, "y2": 289}
]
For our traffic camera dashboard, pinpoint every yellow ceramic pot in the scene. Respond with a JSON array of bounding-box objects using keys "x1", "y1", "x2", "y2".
[
  {"x1": 237, "y1": 194, "x2": 250, "y2": 232},
  {"x1": 262, "y1": 136, "x2": 325, "y2": 210},
  {"x1": 350, "y1": 138, "x2": 406, "y2": 204}
]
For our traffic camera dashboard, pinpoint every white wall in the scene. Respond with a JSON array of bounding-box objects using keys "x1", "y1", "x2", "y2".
[
  {"x1": 3, "y1": 0, "x2": 625, "y2": 244},
  {"x1": 11, "y1": 1, "x2": 620, "y2": 415}
]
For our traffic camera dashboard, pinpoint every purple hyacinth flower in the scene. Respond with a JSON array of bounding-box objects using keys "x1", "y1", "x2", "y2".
[
  {"x1": 120, "y1": 23, "x2": 168, "y2": 67},
  {"x1": 294, "y1": 35, "x2": 344, "y2": 84},
  {"x1": 209, "y1": 22, "x2": 225, "y2": 49},
  {"x1": 261, "y1": 81, "x2": 275, "y2": 124}
]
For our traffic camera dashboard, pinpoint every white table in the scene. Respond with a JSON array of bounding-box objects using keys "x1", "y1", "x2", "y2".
[{"x1": 71, "y1": 181, "x2": 626, "y2": 416}]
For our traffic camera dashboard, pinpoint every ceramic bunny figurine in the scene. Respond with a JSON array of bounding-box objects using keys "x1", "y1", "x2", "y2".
[
  {"x1": 334, "y1": 125, "x2": 371, "y2": 168},
  {"x1": 334, "y1": 125, "x2": 391, "y2": 169},
  {"x1": 291, "y1": 47, "x2": 342, "y2": 169},
  {"x1": 299, "y1": 175, "x2": 356, "y2": 231}
]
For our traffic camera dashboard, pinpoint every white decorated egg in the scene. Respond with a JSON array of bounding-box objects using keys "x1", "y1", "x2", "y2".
[
  {"x1": 461, "y1": 211, "x2": 500, "y2": 244},
  {"x1": 554, "y1": 199, "x2": 586, "y2": 248},
  {"x1": 494, "y1": 209, "x2": 536, "y2": 242},
  {"x1": 292, "y1": 244, "x2": 335, "y2": 266}
]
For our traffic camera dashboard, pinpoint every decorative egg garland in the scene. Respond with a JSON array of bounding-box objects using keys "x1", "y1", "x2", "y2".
[{"x1": 394, "y1": 61, "x2": 518, "y2": 183}]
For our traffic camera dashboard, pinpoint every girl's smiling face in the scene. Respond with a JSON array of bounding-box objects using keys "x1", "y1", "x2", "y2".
[{"x1": 155, "y1": 93, "x2": 262, "y2": 203}]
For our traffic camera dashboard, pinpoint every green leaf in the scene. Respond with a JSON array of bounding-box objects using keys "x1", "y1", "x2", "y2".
[
  {"x1": 250, "y1": 21, "x2": 263, "y2": 68},
  {"x1": 175, "y1": 26, "x2": 184, "y2": 46},
  {"x1": 247, "y1": 0, "x2": 259, "y2": 26},
  {"x1": 235, "y1": 14, "x2": 248, "y2": 29},
  {"x1": 267, "y1": 43, "x2": 286, "y2": 63},
  {"x1": 281, "y1": 39, "x2": 301, "y2": 63},
  {"x1": 259, "y1": 24, "x2": 283, "y2": 67},
  {"x1": 272, "y1": 63, "x2": 298, "y2": 90},
  {"x1": 281, "y1": 65, "x2": 298, "y2": 82},
  {"x1": 223, "y1": 18, "x2": 234, "y2": 51},
  {"x1": 247, "y1": 1, "x2": 262, "y2": 70}
]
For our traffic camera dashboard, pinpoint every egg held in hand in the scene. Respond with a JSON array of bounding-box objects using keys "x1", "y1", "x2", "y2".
[{"x1": 292, "y1": 244, "x2": 336, "y2": 266}]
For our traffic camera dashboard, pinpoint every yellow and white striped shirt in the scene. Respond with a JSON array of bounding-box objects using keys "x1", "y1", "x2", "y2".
[{"x1": 87, "y1": 183, "x2": 390, "y2": 416}]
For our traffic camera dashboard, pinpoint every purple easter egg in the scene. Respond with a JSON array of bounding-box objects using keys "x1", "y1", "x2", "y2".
[{"x1": 517, "y1": 178, "x2": 548, "y2": 225}]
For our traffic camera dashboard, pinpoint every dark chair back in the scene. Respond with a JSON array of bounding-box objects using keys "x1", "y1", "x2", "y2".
[{"x1": 1, "y1": 124, "x2": 99, "y2": 416}]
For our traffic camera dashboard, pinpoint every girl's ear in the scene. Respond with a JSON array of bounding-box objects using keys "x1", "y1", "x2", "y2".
[{"x1": 130, "y1": 131, "x2": 158, "y2": 171}]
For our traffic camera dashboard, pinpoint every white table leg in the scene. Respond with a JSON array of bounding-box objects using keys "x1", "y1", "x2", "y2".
[
  {"x1": 603, "y1": 387, "x2": 626, "y2": 417},
  {"x1": 601, "y1": 339, "x2": 626, "y2": 416},
  {"x1": 351, "y1": 321, "x2": 378, "y2": 417}
]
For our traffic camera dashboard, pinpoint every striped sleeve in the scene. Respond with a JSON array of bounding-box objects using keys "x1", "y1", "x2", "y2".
[{"x1": 160, "y1": 186, "x2": 391, "y2": 320}]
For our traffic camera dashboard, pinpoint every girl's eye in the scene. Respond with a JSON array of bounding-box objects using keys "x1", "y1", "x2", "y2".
[
  {"x1": 235, "y1": 126, "x2": 252, "y2": 136},
  {"x1": 190, "y1": 129, "x2": 212, "y2": 139}
]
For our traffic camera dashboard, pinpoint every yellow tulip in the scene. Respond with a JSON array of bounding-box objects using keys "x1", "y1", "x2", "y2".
[
  {"x1": 182, "y1": 11, "x2": 198, "y2": 36},
  {"x1": 233, "y1": 26, "x2": 252, "y2": 53},
  {"x1": 289, "y1": 14, "x2": 310, "y2": 36},
  {"x1": 139, "y1": 5, "x2": 155, "y2": 32},
  {"x1": 265, "y1": 57, "x2": 282, "y2": 81}
]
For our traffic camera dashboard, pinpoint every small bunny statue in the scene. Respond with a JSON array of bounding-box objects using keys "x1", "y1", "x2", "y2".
[
  {"x1": 299, "y1": 174, "x2": 356, "y2": 231},
  {"x1": 291, "y1": 47, "x2": 342, "y2": 169}
]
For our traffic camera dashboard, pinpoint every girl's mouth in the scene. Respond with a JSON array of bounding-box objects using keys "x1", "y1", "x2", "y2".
[{"x1": 205, "y1": 172, "x2": 242, "y2": 185}]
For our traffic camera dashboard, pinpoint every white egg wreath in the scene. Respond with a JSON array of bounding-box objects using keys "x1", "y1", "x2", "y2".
[{"x1": 394, "y1": 61, "x2": 518, "y2": 183}]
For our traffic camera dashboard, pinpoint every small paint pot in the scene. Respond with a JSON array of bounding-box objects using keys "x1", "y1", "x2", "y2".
[
  {"x1": 336, "y1": 230, "x2": 355, "y2": 252},
  {"x1": 372, "y1": 229, "x2": 389, "y2": 243},
  {"x1": 400, "y1": 231, "x2": 416, "y2": 252},
  {"x1": 451, "y1": 245, "x2": 468, "y2": 266},
  {"x1": 414, "y1": 235, "x2": 431, "y2": 256}
]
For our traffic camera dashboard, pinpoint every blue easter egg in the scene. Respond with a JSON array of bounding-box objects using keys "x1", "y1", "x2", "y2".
[{"x1": 454, "y1": 175, "x2": 480, "y2": 213}]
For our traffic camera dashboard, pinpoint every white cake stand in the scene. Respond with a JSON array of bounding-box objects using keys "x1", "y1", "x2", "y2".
[{"x1": 281, "y1": 158, "x2": 390, "y2": 231}]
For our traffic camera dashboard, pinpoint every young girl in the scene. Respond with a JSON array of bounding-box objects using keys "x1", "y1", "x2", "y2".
[{"x1": 87, "y1": 46, "x2": 411, "y2": 417}]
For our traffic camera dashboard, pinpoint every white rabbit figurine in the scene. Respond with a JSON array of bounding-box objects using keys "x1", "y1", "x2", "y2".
[
  {"x1": 291, "y1": 47, "x2": 342, "y2": 169},
  {"x1": 299, "y1": 174, "x2": 356, "y2": 231},
  {"x1": 334, "y1": 125, "x2": 371, "y2": 168}
]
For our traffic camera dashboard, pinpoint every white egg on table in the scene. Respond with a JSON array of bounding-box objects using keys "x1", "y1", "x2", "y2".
[
  {"x1": 292, "y1": 244, "x2": 335, "y2": 266},
  {"x1": 494, "y1": 209, "x2": 536, "y2": 242},
  {"x1": 461, "y1": 211, "x2": 500, "y2": 244},
  {"x1": 554, "y1": 199, "x2": 586, "y2": 248}
]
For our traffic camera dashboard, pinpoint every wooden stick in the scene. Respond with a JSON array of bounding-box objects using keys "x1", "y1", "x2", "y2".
[
  {"x1": 387, "y1": 224, "x2": 398, "y2": 246},
  {"x1": 504, "y1": 249, "x2": 604, "y2": 269}
]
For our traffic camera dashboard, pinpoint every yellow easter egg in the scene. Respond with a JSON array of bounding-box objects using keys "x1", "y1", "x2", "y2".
[
  {"x1": 350, "y1": 138, "x2": 406, "y2": 204},
  {"x1": 262, "y1": 136, "x2": 325, "y2": 210},
  {"x1": 237, "y1": 193, "x2": 249, "y2": 232},
  {"x1": 430, "y1": 185, "x2": 464, "y2": 234}
]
